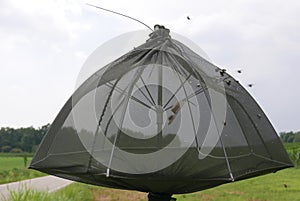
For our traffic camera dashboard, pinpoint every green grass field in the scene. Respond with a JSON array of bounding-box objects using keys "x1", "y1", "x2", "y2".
[
  {"x1": 2, "y1": 143, "x2": 300, "y2": 200},
  {"x1": 6, "y1": 183, "x2": 94, "y2": 201},
  {"x1": 66, "y1": 168, "x2": 300, "y2": 201},
  {"x1": 7, "y1": 168, "x2": 299, "y2": 201},
  {"x1": 0, "y1": 156, "x2": 45, "y2": 184},
  {"x1": 175, "y1": 168, "x2": 300, "y2": 201},
  {"x1": 0, "y1": 157, "x2": 29, "y2": 171},
  {"x1": 89, "y1": 168, "x2": 300, "y2": 201}
]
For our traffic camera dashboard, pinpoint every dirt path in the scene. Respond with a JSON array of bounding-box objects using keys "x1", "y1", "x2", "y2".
[{"x1": 0, "y1": 175, "x2": 73, "y2": 201}]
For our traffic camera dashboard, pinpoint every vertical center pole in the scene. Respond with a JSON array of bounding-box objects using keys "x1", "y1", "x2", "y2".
[{"x1": 157, "y1": 63, "x2": 163, "y2": 147}]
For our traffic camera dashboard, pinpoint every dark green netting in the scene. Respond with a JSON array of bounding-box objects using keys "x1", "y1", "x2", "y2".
[{"x1": 30, "y1": 27, "x2": 293, "y2": 196}]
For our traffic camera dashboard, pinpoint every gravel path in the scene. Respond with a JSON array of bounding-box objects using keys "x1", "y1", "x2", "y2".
[{"x1": 0, "y1": 175, "x2": 73, "y2": 200}]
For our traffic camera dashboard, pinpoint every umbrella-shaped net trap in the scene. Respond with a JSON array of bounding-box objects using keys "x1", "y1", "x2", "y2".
[{"x1": 30, "y1": 26, "x2": 293, "y2": 200}]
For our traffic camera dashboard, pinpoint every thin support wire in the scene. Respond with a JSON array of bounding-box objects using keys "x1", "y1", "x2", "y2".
[
  {"x1": 167, "y1": 53, "x2": 200, "y2": 151},
  {"x1": 106, "y1": 74, "x2": 140, "y2": 177},
  {"x1": 229, "y1": 95, "x2": 274, "y2": 160},
  {"x1": 106, "y1": 49, "x2": 157, "y2": 176},
  {"x1": 140, "y1": 76, "x2": 156, "y2": 106},
  {"x1": 195, "y1": 73, "x2": 235, "y2": 181},
  {"x1": 105, "y1": 82, "x2": 155, "y2": 111},
  {"x1": 172, "y1": 46, "x2": 235, "y2": 181},
  {"x1": 163, "y1": 74, "x2": 191, "y2": 109},
  {"x1": 87, "y1": 79, "x2": 120, "y2": 172},
  {"x1": 86, "y1": 3, "x2": 153, "y2": 31}
]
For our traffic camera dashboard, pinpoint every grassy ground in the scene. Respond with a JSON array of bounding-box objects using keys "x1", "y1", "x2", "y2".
[
  {"x1": 0, "y1": 156, "x2": 45, "y2": 184},
  {"x1": 5, "y1": 183, "x2": 94, "y2": 201},
  {"x1": 175, "y1": 168, "x2": 300, "y2": 201},
  {"x1": 284, "y1": 143, "x2": 300, "y2": 167},
  {"x1": 8, "y1": 168, "x2": 298, "y2": 201},
  {"x1": 3, "y1": 143, "x2": 300, "y2": 200},
  {"x1": 0, "y1": 157, "x2": 29, "y2": 172},
  {"x1": 90, "y1": 168, "x2": 300, "y2": 201}
]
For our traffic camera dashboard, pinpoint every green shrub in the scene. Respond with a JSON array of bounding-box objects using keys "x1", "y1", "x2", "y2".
[
  {"x1": 284, "y1": 143, "x2": 300, "y2": 168},
  {"x1": 7, "y1": 186, "x2": 50, "y2": 201},
  {"x1": 5, "y1": 183, "x2": 94, "y2": 201},
  {"x1": 0, "y1": 168, "x2": 45, "y2": 184},
  {"x1": 10, "y1": 148, "x2": 23, "y2": 153}
]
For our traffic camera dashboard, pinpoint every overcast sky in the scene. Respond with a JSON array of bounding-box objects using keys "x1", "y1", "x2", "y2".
[{"x1": 0, "y1": 0, "x2": 299, "y2": 132}]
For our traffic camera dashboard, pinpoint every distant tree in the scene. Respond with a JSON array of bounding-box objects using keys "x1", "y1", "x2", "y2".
[
  {"x1": 0, "y1": 124, "x2": 50, "y2": 153},
  {"x1": 287, "y1": 135, "x2": 295, "y2": 143},
  {"x1": 35, "y1": 124, "x2": 50, "y2": 144},
  {"x1": 280, "y1": 131, "x2": 296, "y2": 143},
  {"x1": 294, "y1": 132, "x2": 300, "y2": 143},
  {"x1": 20, "y1": 127, "x2": 36, "y2": 152},
  {"x1": 31, "y1": 145, "x2": 39, "y2": 153},
  {"x1": 280, "y1": 132, "x2": 286, "y2": 142}
]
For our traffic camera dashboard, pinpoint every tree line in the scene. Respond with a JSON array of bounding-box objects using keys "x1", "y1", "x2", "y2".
[
  {"x1": 280, "y1": 131, "x2": 300, "y2": 143},
  {"x1": 0, "y1": 123, "x2": 299, "y2": 153},
  {"x1": 0, "y1": 124, "x2": 50, "y2": 153}
]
